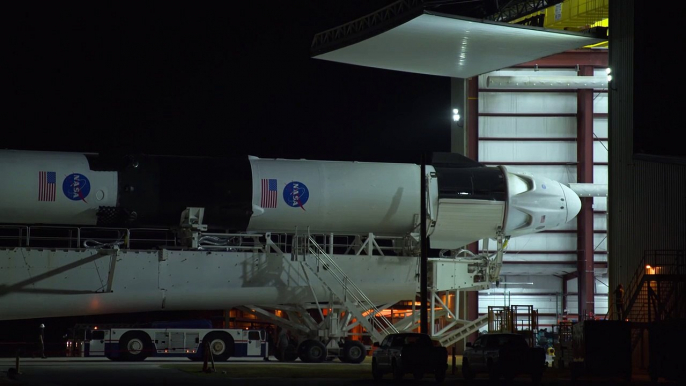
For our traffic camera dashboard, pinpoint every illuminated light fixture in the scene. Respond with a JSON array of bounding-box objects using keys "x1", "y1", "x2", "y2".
[
  {"x1": 646, "y1": 265, "x2": 651, "y2": 269},
  {"x1": 452, "y1": 108, "x2": 461, "y2": 122},
  {"x1": 606, "y1": 67, "x2": 612, "y2": 82},
  {"x1": 486, "y1": 75, "x2": 608, "y2": 89}
]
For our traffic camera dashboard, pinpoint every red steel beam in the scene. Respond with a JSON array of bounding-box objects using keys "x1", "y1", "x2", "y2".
[
  {"x1": 562, "y1": 277, "x2": 568, "y2": 313},
  {"x1": 467, "y1": 77, "x2": 479, "y2": 161},
  {"x1": 467, "y1": 242, "x2": 478, "y2": 343},
  {"x1": 480, "y1": 162, "x2": 608, "y2": 166},
  {"x1": 501, "y1": 261, "x2": 608, "y2": 268},
  {"x1": 513, "y1": 49, "x2": 609, "y2": 68},
  {"x1": 576, "y1": 65, "x2": 596, "y2": 319},
  {"x1": 478, "y1": 137, "x2": 608, "y2": 141},
  {"x1": 482, "y1": 89, "x2": 608, "y2": 94},
  {"x1": 481, "y1": 250, "x2": 607, "y2": 255}
]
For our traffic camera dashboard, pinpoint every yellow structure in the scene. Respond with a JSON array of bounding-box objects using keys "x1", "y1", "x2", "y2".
[{"x1": 511, "y1": 0, "x2": 609, "y2": 47}]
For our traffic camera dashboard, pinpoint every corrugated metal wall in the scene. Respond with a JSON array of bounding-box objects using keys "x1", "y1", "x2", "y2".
[
  {"x1": 610, "y1": 1, "x2": 686, "y2": 369},
  {"x1": 608, "y1": 0, "x2": 686, "y2": 295}
]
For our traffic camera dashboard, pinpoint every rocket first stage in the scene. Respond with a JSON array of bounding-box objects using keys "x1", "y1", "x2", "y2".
[{"x1": 0, "y1": 150, "x2": 581, "y2": 250}]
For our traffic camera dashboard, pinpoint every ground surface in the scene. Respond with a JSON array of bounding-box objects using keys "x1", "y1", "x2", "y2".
[{"x1": 0, "y1": 355, "x2": 680, "y2": 386}]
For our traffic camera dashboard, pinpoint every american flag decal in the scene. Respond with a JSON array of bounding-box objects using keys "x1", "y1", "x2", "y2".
[
  {"x1": 261, "y1": 179, "x2": 277, "y2": 208},
  {"x1": 39, "y1": 171, "x2": 57, "y2": 201}
]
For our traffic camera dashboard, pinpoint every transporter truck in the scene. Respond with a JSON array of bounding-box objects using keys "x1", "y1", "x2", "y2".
[{"x1": 84, "y1": 320, "x2": 267, "y2": 361}]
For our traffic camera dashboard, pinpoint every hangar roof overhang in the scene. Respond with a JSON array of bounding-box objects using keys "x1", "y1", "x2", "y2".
[{"x1": 311, "y1": 8, "x2": 606, "y2": 79}]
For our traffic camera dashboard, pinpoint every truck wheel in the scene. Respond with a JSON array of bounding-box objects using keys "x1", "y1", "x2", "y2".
[
  {"x1": 342, "y1": 340, "x2": 366, "y2": 364},
  {"x1": 435, "y1": 367, "x2": 446, "y2": 383},
  {"x1": 372, "y1": 359, "x2": 383, "y2": 381},
  {"x1": 119, "y1": 331, "x2": 151, "y2": 361},
  {"x1": 204, "y1": 332, "x2": 234, "y2": 362},
  {"x1": 299, "y1": 339, "x2": 326, "y2": 363},
  {"x1": 462, "y1": 359, "x2": 475, "y2": 380},
  {"x1": 531, "y1": 371, "x2": 542, "y2": 385},
  {"x1": 487, "y1": 360, "x2": 499, "y2": 381},
  {"x1": 504, "y1": 368, "x2": 516, "y2": 382},
  {"x1": 392, "y1": 359, "x2": 403, "y2": 380},
  {"x1": 282, "y1": 343, "x2": 299, "y2": 362},
  {"x1": 274, "y1": 344, "x2": 297, "y2": 362}
]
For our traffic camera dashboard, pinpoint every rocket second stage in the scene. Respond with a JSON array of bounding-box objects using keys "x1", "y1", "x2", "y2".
[{"x1": 0, "y1": 150, "x2": 581, "y2": 250}]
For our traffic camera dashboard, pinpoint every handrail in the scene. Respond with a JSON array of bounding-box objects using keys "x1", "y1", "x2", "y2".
[
  {"x1": 1, "y1": 224, "x2": 409, "y2": 256},
  {"x1": 306, "y1": 235, "x2": 399, "y2": 337},
  {"x1": 622, "y1": 250, "x2": 685, "y2": 322}
]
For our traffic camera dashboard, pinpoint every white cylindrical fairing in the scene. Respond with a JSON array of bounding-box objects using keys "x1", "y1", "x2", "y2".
[
  {"x1": 248, "y1": 157, "x2": 426, "y2": 235},
  {"x1": 0, "y1": 150, "x2": 118, "y2": 225}
]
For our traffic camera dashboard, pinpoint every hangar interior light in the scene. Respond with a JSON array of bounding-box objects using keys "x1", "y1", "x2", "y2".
[{"x1": 452, "y1": 108, "x2": 461, "y2": 122}]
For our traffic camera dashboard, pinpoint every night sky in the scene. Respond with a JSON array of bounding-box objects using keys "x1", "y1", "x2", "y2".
[{"x1": 7, "y1": 2, "x2": 452, "y2": 164}]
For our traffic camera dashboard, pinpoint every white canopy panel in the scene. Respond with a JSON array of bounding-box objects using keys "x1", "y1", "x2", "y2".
[{"x1": 313, "y1": 12, "x2": 605, "y2": 79}]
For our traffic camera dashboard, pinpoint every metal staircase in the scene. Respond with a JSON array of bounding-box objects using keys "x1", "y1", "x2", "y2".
[
  {"x1": 436, "y1": 314, "x2": 488, "y2": 347},
  {"x1": 620, "y1": 250, "x2": 686, "y2": 351},
  {"x1": 298, "y1": 235, "x2": 399, "y2": 343}
]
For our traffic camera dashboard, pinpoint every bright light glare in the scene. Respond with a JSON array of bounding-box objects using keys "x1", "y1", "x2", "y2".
[
  {"x1": 606, "y1": 68, "x2": 612, "y2": 74},
  {"x1": 453, "y1": 114, "x2": 461, "y2": 122},
  {"x1": 452, "y1": 108, "x2": 458, "y2": 114}
]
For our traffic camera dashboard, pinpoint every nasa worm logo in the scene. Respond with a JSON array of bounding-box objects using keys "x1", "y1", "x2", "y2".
[
  {"x1": 283, "y1": 181, "x2": 309, "y2": 210},
  {"x1": 62, "y1": 173, "x2": 91, "y2": 202}
]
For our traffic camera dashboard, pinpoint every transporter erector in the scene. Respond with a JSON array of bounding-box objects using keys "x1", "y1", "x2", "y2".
[{"x1": 0, "y1": 149, "x2": 581, "y2": 341}]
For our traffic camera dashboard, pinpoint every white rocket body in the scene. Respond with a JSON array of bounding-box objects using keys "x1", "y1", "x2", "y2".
[{"x1": 0, "y1": 150, "x2": 581, "y2": 250}]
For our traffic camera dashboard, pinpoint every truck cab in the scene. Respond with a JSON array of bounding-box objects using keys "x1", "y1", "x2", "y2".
[{"x1": 85, "y1": 329, "x2": 110, "y2": 357}]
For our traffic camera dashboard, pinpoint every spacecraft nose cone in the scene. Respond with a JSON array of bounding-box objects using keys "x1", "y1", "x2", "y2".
[{"x1": 561, "y1": 183, "x2": 582, "y2": 222}]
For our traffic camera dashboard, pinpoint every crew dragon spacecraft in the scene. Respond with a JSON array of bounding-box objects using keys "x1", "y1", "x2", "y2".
[{"x1": 0, "y1": 149, "x2": 581, "y2": 250}]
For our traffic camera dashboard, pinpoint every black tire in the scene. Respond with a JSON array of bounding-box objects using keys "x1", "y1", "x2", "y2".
[
  {"x1": 119, "y1": 331, "x2": 151, "y2": 361},
  {"x1": 435, "y1": 366, "x2": 446, "y2": 383},
  {"x1": 504, "y1": 367, "x2": 516, "y2": 382},
  {"x1": 280, "y1": 343, "x2": 298, "y2": 362},
  {"x1": 372, "y1": 359, "x2": 383, "y2": 381},
  {"x1": 342, "y1": 340, "x2": 366, "y2": 364},
  {"x1": 299, "y1": 339, "x2": 326, "y2": 363},
  {"x1": 531, "y1": 371, "x2": 542, "y2": 385},
  {"x1": 392, "y1": 359, "x2": 403, "y2": 380},
  {"x1": 462, "y1": 359, "x2": 475, "y2": 380},
  {"x1": 203, "y1": 332, "x2": 234, "y2": 362},
  {"x1": 488, "y1": 360, "x2": 500, "y2": 381}
]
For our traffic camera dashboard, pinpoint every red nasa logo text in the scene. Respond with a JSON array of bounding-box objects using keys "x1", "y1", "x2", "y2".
[
  {"x1": 283, "y1": 181, "x2": 309, "y2": 211},
  {"x1": 62, "y1": 173, "x2": 91, "y2": 203}
]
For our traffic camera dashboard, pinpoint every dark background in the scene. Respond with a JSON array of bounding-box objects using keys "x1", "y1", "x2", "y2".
[
  {"x1": 6, "y1": 2, "x2": 452, "y2": 164},
  {"x1": 633, "y1": 0, "x2": 686, "y2": 162},
  {"x1": 3, "y1": 2, "x2": 452, "y2": 351}
]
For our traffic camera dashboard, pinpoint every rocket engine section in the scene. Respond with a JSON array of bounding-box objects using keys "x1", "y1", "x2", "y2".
[{"x1": 0, "y1": 150, "x2": 581, "y2": 250}]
